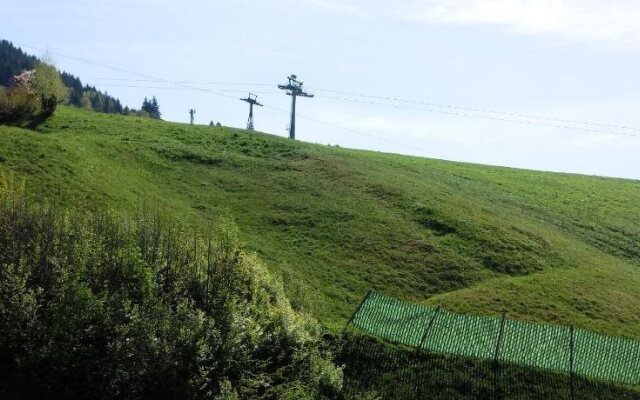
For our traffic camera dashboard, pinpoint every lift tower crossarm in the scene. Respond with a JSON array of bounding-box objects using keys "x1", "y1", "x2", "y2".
[
  {"x1": 278, "y1": 74, "x2": 313, "y2": 139},
  {"x1": 240, "y1": 93, "x2": 263, "y2": 131}
]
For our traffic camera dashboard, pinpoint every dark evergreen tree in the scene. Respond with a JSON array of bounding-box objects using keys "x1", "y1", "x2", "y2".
[
  {"x1": 0, "y1": 40, "x2": 38, "y2": 87},
  {"x1": 141, "y1": 96, "x2": 161, "y2": 119},
  {"x1": 141, "y1": 97, "x2": 151, "y2": 115},
  {"x1": 149, "y1": 96, "x2": 161, "y2": 119},
  {"x1": 60, "y1": 72, "x2": 83, "y2": 106},
  {"x1": 114, "y1": 99, "x2": 123, "y2": 114}
]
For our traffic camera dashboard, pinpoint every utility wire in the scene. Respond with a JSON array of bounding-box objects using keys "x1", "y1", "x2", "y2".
[
  {"x1": 18, "y1": 43, "x2": 640, "y2": 141},
  {"x1": 16, "y1": 44, "x2": 446, "y2": 154},
  {"x1": 17, "y1": 44, "x2": 242, "y2": 103},
  {"x1": 87, "y1": 77, "x2": 274, "y2": 87},
  {"x1": 83, "y1": 75, "x2": 640, "y2": 137},
  {"x1": 261, "y1": 103, "x2": 448, "y2": 159},
  {"x1": 310, "y1": 87, "x2": 640, "y2": 133},
  {"x1": 94, "y1": 75, "x2": 445, "y2": 156},
  {"x1": 314, "y1": 94, "x2": 640, "y2": 138},
  {"x1": 76, "y1": 75, "x2": 640, "y2": 134},
  {"x1": 97, "y1": 83, "x2": 280, "y2": 95}
]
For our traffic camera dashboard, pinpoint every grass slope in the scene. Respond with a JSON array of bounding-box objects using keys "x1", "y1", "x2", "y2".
[{"x1": 1, "y1": 106, "x2": 639, "y2": 336}]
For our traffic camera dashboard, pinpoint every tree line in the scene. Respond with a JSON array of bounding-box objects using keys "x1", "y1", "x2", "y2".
[{"x1": 0, "y1": 40, "x2": 162, "y2": 123}]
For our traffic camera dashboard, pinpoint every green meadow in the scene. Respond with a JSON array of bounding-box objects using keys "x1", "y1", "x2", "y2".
[{"x1": 2, "y1": 106, "x2": 639, "y2": 337}]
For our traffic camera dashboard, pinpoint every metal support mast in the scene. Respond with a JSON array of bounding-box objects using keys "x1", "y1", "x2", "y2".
[
  {"x1": 240, "y1": 93, "x2": 263, "y2": 131},
  {"x1": 278, "y1": 74, "x2": 313, "y2": 139},
  {"x1": 189, "y1": 109, "x2": 196, "y2": 125}
]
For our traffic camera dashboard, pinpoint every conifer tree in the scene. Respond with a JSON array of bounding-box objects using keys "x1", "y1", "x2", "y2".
[{"x1": 149, "y1": 96, "x2": 161, "y2": 119}]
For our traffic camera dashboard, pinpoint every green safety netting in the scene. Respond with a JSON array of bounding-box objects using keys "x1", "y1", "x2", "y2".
[{"x1": 349, "y1": 291, "x2": 640, "y2": 385}]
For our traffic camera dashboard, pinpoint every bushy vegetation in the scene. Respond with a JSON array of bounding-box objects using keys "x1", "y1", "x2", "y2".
[
  {"x1": 0, "y1": 175, "x2": 342, "y2": 399},
  {"x1": 0, "y1": 61, "x2": 66, "y2": 126}
]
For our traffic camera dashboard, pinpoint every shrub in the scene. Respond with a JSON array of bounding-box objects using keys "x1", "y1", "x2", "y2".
[
  {"x1": 0, "y1": 62, "x2": 65, "y2": 127},
  {"x1": 0, "y1": 174, "x2": 342, "y2": 399}
]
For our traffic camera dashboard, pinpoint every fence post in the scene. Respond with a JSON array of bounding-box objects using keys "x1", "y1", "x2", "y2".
[
  {"x1": 414, "y1": 306, "x2": 441, "y2": 399},
  {"x1": 569, "y1": 325, "x2": 575, "y2": 400},
  {"x1": 418, "y1": 306, "x2": 441, "y2": 350},
  {"x1": 342, "y1": 290, "x2": 373, "y2": 335},
  {"x1": 494, "y1": 312, "x2": 507, "y2": 400}
]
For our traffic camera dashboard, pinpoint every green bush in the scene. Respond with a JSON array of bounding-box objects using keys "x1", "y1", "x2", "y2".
[
  {"x1": 0, "y1": 82, "x2": 38, "y2": 124},
  {"x1": 0, "y1": 175, "x2": 342, "y2": 399},
  {"x1": 0, "y1": 62, "x2": 65, "y2": 126}
]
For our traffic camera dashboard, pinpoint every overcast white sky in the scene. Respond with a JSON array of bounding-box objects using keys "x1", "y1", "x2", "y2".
[{"x1": 2, "y1": 0, "x2": 640, "y2": 179}]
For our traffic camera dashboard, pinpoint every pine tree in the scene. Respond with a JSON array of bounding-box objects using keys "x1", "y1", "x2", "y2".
[
  {"x1": 141, "y1": 96, "x2": 161, "y2": 119},
  {"x1": 141, "y1": 97, "x2": 150, "y2": 114},
  {"x1": 150, "y1": 96, "x2": 161, "y2": 119}
]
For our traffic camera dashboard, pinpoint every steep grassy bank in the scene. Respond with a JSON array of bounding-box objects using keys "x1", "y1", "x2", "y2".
[{"x1": 1, "y1": 106, "x2": 639, "y2": 336}]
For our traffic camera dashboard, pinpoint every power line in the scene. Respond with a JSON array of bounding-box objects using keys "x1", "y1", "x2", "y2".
[
  {"x1": 314, "y1": 94, "x2": 640, "y2": 138},
  {"x1": 261, "y1": 103, "x2": 447, "y2": 159},
  {"x1": 310, "y1": 87, "x2": 640, "y2": 133},
  {"x1": 94, "y1": 79, "x2": 640, "y2": 138},
  {"x1": 82, "y1": 71, "x2": 640, "y2": 134},
  {"x1": 18, "y1": 43, "x2": 640, "y2": 141},
  {"x1": 86, "y1": 77, "x2": 274, "y2": 86},
  {"x1": 16, "y1": 44, "x2": 243, "y2": 103},
  {"x1": 97, "y1": 83, "x2": 279, "y2": 94}
]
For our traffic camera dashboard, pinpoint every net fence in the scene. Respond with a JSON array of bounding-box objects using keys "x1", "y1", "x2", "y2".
[{"x1": 340, "y1": 291, "x2": 640, "y2": 399}]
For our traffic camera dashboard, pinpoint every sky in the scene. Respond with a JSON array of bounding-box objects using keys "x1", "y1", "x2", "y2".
[{"x1": 2, "y1": 0, "x2": 640, "y2": 179}]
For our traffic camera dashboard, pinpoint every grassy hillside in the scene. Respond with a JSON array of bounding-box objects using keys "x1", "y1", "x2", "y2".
[{"x1": 1, "y1": 106, "x2": 639, "y2": 336}]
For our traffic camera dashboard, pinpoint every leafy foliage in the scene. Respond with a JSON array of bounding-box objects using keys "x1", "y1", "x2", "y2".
[
  {"x1": 0, "y1": 62, "x2": 66, "y2": 126},
  {"x1": 0, "y1": 175, "x2": 342, "y2": 399}
]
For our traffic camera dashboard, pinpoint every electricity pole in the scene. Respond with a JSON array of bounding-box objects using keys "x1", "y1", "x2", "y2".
[
  {"x1": 278, "y1": 74, "x2": 313, "y2": 139},
  {"x1": 240, "y1": 93, "x2": 263, "y2": 131},
  {"x1": 189, "y1": 109, "x2": 196, "y2": 125}
]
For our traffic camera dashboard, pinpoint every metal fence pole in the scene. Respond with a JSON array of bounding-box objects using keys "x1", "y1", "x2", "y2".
[
  {"x1": 494, "y1": 312, "x2": 507, "y2": 400},
  {"x1": 418, "y1": 307, "x2": 441, "y2": 350},
  {"x1": 569, "y1": 325, "x2": 575, "y2": 400},
  {"x1": 342, "y1": 290, "x2": 373, "y2": 335},
  {"x1": 415, "y1": 307, "x2": 441, "y2": 398}
]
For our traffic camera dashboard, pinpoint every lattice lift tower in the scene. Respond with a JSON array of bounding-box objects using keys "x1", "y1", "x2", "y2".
[
  {"x1": 278, "y1": 74, "x2": 313, "y2": 139},
  {"x1": 240, "y1": 93, "x2": 263, "y2": 131}
]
